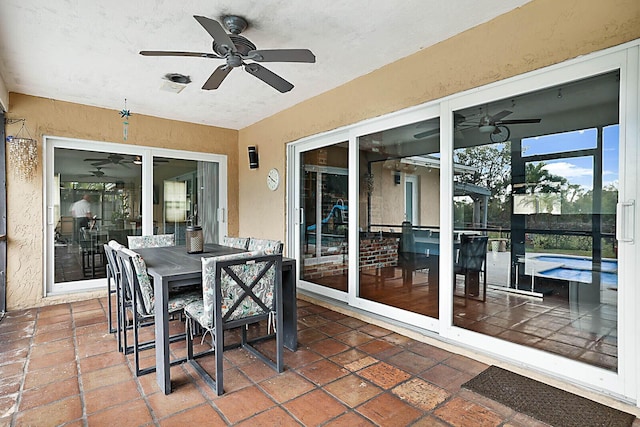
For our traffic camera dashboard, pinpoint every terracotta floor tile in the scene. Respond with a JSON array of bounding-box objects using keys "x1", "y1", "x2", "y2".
[
  {"x1": 420, "y1": 363, "x2": 468, "y2": 391},
  {"x1": 358, "y1": 324, "x2": 392, "y2": 338},
  {"x1": 337, "y1": 317, "x2": 368, "y2": 329},
  {"x1": 19, "y1": 377, "x2": 80, "y2": 411},
  {"x1": 237, "y1": 358, "x2": 280, "y2": 383},
  {"x1": 86, "y1": 398, "x2": 153, "y2": 426},
  {"x1": 29, "y1": 338, "x2": 75, "y2": 359},
  {"x1": 329, "y1": 349, "x2": 369, "y2": 366},
  {"x1": 284, "y1": 389, "x2": 347, "y2": 426},
  {"x1": 382, "y1": 332, "x2": 415, "y2": 346},
  {"x1": 406, "y1": 342, "x2": 453, "y2": 361},
  {"x1": 28, "y1": 346, "x2": 76, "y2": 371},
  {"x1": 84, "y1": 379, "x2": 142, "y2": 414},
  {"x1": 358, "y1": 362, "x2": 411, "y2": 389},
  {"x1": 297, "y1": 359, "x2": 348, "y2": 386},
  {"x1": 259, "y1": 370, "x2": 315, "y2": 403},
  {"x1": 283, "y1": 347, "x2": 323, "y2": 368},
  {"x1": 443, "y1": 354, "x2": 489, "y2": 376},
  {"x1": 411, "y1": 414, "x2": 452, "y2": 426},
  {"x1": 324, "y1": 411, "x2": 376, "y2": 426},
  {"x1": 386, "y1": 350, "x2": 438, "y2": 374},
  {"x1": 357, "y1": 392, "x2": 422, "y2": 426},
  {"x1": 297, "y1": 327, "x2": 329, "y2": 346},
  {"x1": 434, "y1": 396, "x2": 503, "y2": 427},
  {"x1": 0, "y1": 395, "x2": 18, "y2": 420},
  {"x1": 147, "y1": 382, "x2": 207, "y2": 419},
  {"x1": 323, "y1": 374, "x2": 382, "y2": 407},
  {"x1": 33, "y1": 327, "x2": 74, "y2": 344},
  {"x1": 321, "y1": 321, "x2": 352, "y2": 336},
  {"x1": 23, "y1": 360, "x2": 77, "y2": 389},
  {"x1": 298, "y1": 314, "x2": 331, "y2": 328},
  {"x1": 344, "y1": 355, "x2": 378, "y2": 372},
  {"x1": 0, "y1": 362, "x2": 25, "y2": 379},
  {"x1": 0, "y1": 324, "x2": 34, "y2": 342},
  {"x1": 214, "y1": 385, "x2": 276, "y2": 424},
  {"x1": 159, "y1": 403, "x2": 227, "y2": 427},
  {"x1": 392, "y1": 378, "x2": 450, "y2": 411},
  {"x1": 308, "y1": 337, "x2": 351, "y2": 357},
  {"x1": 0, "y1": 375, "x2": 22, "y2": 396},
  {"x1": 236, "y1": 406, "x2": 301, "y2": 427},
  {"x1": 356, "y1": 338, "x2": 397, "y2": 356},
  {"x1": 334, "y1": 330, "x2": 375, "y2": 347},
  {"x1": 78, "y1": 349, "x2": 128, "y2": 373},
  {"x1": 81, "y1": 363, "x2": 134, "y2": 391},
  {"x1": 15, "y1": 395, "x2": 83, "y2": 427}
]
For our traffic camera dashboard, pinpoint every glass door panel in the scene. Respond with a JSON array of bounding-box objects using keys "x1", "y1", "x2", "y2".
[
  {"x1": 152, "y1": 157, "x2": 219, "y2": 246},
  {"x1": 53, "y1": 148, "x2": 141, "y2": 283},
  {"x1": 452, "y1": 71, "x2": 620, "y2": 371},
  {"x1": 357, "y1": 118, "x2": 441, "y2": 318},
  {"x1": 299, "y1": 143, "x2": 349, "y2": 292}
]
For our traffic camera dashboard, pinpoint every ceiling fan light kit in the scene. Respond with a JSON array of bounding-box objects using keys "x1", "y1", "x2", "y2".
[{"x1": 140, "y1": 14, "x2": 316, "y2": 93}]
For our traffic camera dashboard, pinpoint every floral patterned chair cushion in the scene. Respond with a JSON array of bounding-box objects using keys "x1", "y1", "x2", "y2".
[
  {"x1": 127, "y1": 234, "x2": 175, "y2": 249},
  {"x1": 221, "y1": 236, "x2": 250, "y2": 250},
  {"x1": 184, "y1": 251, "x2": 279, "y2": 330},
  {"x1": 119, "y1": 247, "x2": 200, "y2": 317},
  {"x1": 247, "y1": 238, "x2": 283, "y2": 255}
]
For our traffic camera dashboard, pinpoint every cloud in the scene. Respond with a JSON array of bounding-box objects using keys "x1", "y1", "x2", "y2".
[{"x1": 542, "y1": 162, "x2": 592, "y2": 179}]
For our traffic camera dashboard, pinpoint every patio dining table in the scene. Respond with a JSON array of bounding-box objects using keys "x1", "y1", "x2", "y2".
[{"x1": 134, "y1": 243, "x2": 297, "y2": 394}]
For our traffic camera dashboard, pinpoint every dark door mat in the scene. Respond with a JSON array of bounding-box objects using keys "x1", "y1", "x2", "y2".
[{"x1": 462, "y1": 366, "x2": 635, "y2": 427}]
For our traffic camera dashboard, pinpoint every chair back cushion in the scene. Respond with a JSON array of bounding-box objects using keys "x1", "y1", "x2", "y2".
[
  {"x1": 119, "y1": 248, "x2": 155, "y2": 315},
  {"x1": 127, "y1": 234, "x2": 175, "y2": 249},
  {"x1": 221, "y1": 236, "x2": 250, "y2": 250},
  {"x1": 458, "y1": 235, "x2": 488, "y2": 271},
  {"x1": 200, "y1": 251, "x2": 280, "y2": 328},
  {"x1": 247, "y1": 238, "x2": 283, "y2": 254}
]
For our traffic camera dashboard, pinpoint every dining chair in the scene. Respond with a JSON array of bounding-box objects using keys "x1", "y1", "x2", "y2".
[
  {"x1": 116, "y1": 247, "x2": 201, "y2": 376},
  {"x1": 103, "y1": 240, "x2": 124, "y2": 337},
  {"x1": 453, "y1": 234, "x2": 489, "y2": 303},
  {"x1": 397, "y1": 222, "x2": 436, "y2": 286},
  {"x1": 184, "y1": 251, "x2": 284, "y2": 395},
  {"x1": 247, "y1": 237, "x2": 283, "y2": 254},
  {"x1": 80, "y1": 227, "x2": 106, "y2": 278},
  {"x1": 127, "y1": 233, "x2": 175, "y2": 249},
  {"x1": 221, "y1": 235, "x2": 250, "y2": 250}
]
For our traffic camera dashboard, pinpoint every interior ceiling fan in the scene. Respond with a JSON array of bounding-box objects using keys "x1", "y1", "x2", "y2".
[
  {"x1": 140, "y1": 15, "x2": 316, "y2": 93},
  {"x1": 84, "y1": 153, "x2": 133, "y2": 167},
  {"x1": 413, "y1": 110, "x2": 541, "y2": 140}
]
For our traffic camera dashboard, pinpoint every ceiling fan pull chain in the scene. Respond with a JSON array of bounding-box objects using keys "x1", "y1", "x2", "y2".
[{"x1": 119, "y1": 98, "x2": 132, "y2": 141}]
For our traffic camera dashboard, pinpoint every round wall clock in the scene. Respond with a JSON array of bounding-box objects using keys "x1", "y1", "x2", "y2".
[
  {"x1": 490, "y1": 125, "x2": 510, "y2": 143},
  {"x1": 267, "y1": 168, "x2": 280, "y2": 191}
]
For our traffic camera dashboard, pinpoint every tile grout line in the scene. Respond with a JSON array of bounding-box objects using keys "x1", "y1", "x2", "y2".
[
  {"x1": 9, "y1": 310, "x2": 36, "y2": 427},
  {"x1": 70, "y1": 302, "x2": 89, "y2": 427}
]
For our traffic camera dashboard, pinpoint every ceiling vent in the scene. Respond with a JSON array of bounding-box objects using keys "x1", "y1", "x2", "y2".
[{"x1": 160, "y1": 73, "x2": 191, "y2": 93}]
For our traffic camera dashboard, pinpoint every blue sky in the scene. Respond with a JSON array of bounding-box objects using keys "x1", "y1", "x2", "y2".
[{"x1": 521, "y1": 126, "x2": 619, "y2": 190}]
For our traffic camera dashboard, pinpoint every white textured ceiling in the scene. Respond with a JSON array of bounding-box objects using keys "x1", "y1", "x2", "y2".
[{"x1": 0, "y1": 0, "x2": 531, "y2": 130}]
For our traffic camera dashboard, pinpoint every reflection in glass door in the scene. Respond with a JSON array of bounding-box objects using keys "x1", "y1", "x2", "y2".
[
  {"x1": 299, "y1": 143, "x2": 349, "y2": 293},
  {"x1": 452, "y1": 71, "x2": 621, "y2": 371}
]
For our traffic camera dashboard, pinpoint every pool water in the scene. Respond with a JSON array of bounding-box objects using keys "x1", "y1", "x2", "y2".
[
  {"x1": 537, "y1": 267, "x2": 618, "y2": 286},
  {"x1": 533, "y1": 255, "x2": 618, "y2": 286},
  {"x1": 533, "y1": 255, "x2": 617, "y2": 273}
]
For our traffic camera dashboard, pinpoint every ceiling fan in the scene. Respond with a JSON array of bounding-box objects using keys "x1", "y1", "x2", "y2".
[
  {"x1": 84, "y1": 153, "x2": 133, "y2": 167},
  {"x1": 140, "y1": 15, "x2": 316, "y2": 93},
  {"x1": 475, "y1": 110, "x2": 541, "y2": 133}
]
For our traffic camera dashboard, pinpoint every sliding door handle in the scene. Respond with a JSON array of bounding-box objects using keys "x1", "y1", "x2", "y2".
[{"x1": 616, "y1": 200, "x2": 635, "y2": 243}]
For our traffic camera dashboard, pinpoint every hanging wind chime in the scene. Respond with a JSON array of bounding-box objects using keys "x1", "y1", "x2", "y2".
[
  {"x1": 119, "y1": 98, "x2": 132, "y2": 141},
  {"x1": 5, "y1": 118, "x2": 38, "y2": 181}
]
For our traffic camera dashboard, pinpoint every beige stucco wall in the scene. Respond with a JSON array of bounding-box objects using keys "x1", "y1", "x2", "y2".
[
  {"x1": 5, "y1": 94, "x2": 238, "y2": 309},
  {"x1": 237, "y1": 0, "x2": 640, "y2": 249}
]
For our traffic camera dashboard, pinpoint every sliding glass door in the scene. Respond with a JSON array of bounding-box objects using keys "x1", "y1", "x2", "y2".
[{"x1": 45, "y1": 139, "x2": 227, "y2": 295}]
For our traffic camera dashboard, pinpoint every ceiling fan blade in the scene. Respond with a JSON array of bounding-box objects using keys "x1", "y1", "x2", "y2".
[
  {"x1": 244, "y1": 63, "x2": 293, "y2": 93},
  {"x1": 490, "y1": 110, "x2": 513, "y2": 122},
  {"x1": 202, "y1": 65, "x2": 233, "y2": 90},
  {"x1": 193, "y1": 15, "x2": 235, "y2": 54},
  {"x1": 413, "y1": 128, "x2": 439, "y2": 139},
  {"x1": 139, "y1": 50, "x2": 222, "y2": 59},
  {"x1": 248, "y1": 49, "x2": 316, "y2": 63},
  {"x1": 499, "y1": 118, "x2": 542, "y2": 124},
  {"x1": 88, "y1": 160, "x2": 111, "y2": 166}
]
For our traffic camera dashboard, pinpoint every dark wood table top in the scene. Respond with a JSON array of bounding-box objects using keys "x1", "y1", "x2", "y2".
[{"x1": 134, "y1": 244, "x2": 246, "y2": 280}]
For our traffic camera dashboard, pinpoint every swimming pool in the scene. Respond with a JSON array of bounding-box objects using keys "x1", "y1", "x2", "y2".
[{"x1": 532, "y1": 255, "x2": 618, "y2": 286}]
